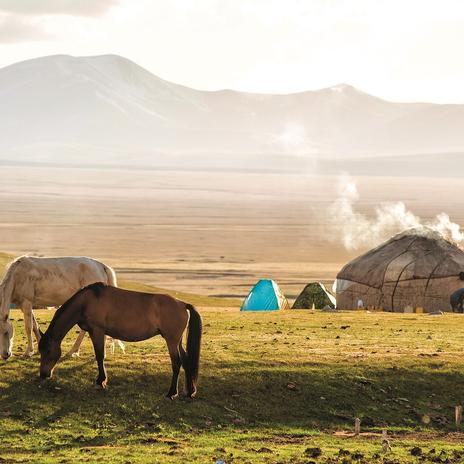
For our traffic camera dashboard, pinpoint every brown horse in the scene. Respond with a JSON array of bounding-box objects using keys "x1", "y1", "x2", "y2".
[{"x1": 38, "y1": 283, "x2": 202, "y2": 399}]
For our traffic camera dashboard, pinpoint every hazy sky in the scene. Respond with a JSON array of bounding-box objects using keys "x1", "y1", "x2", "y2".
[{"x1": 1, "y1": 0, "x2": 464, "y2": 103}]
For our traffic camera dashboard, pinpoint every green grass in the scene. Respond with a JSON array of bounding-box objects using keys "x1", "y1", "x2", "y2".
[{"x1": 2, "y1": 309, "x2": 464, "y2": 463}]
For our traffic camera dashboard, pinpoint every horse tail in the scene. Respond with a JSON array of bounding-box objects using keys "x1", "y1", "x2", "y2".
[
  {"x1": 101, "y1": 263, "x2": 117, "y2": 287},
  {"x1": 186, "y1": 303, "x2": 202, "y2": 391}
]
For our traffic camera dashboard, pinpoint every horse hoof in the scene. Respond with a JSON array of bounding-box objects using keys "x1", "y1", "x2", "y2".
[
  {"x1": 95, "y1": 381, "x2": 107, "y2": 390},
  {"x1": 22, "y1": 352, "x2": 34, "y2": 358},
  {"x1": 166, "y1": 393, "x2": 178, "y2": 400},
  {"x1": 71, "y1": 352, "x2": 80, "y2": 358}
]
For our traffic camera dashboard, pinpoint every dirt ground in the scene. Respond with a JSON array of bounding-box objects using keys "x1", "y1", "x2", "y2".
[{"x1": 0, "y1": 165, "x2": 462, "y2": 299}]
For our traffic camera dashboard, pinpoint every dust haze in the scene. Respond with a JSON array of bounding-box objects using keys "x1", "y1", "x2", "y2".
[{"x1": 1, "y1": 165, "x2": 463, "y2": 300}]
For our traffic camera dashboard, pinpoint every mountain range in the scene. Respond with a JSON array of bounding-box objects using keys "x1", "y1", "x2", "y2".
[{"x1": 1, "y1": 54, "x2": 463, "y2": 172}]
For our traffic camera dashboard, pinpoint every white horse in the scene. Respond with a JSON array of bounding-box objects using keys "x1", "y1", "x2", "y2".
[{"x1": 0, "y1": 256, "x2": 125, "y2": 360}]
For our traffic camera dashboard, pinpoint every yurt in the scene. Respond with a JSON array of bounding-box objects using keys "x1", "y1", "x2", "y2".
[
  {"x1": 292, "y1": 282, "x2": 336, "y2": 309},
  {"x1": 241, "y1": 279, "x2": 290, "y2": 311},
  {"x1": 335, "y1": 228, "x2": 464, "y2": 312}
]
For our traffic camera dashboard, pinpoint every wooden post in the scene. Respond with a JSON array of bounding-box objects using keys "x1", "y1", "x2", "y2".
[
  {"x1": 355, "y1": 417, "x2": 361, "y2": 435},
  {"x1": 455, "y1": 406, "x2": 462, "y2": 428}
]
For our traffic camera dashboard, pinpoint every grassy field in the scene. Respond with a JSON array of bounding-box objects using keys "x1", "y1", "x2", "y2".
[{"x1": 2, "y1": 308, "x2": 464, "y2": 463}]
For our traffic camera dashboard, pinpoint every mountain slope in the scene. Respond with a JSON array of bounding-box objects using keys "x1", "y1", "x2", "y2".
[{"x1": 1, "y1": 54, "x2": 464, "y2": 169}]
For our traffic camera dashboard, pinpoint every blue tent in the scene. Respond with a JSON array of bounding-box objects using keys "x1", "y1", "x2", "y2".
[{"x1": 241, "y1": 279, "x2": 289, "y2": 311}]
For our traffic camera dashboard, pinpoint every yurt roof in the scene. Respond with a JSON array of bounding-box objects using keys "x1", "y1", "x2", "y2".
[{"x1": 337, "y1": 228, "x2": 464, "y2": 289}]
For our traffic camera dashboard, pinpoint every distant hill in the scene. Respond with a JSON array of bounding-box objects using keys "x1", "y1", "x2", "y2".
[{"x1": 1, "y1": 54, "x2": 464, "y2": 172}]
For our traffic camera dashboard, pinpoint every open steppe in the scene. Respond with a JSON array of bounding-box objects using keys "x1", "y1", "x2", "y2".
[{"x1": 0, "y1": 165, "x2": 462, "y2": 299}]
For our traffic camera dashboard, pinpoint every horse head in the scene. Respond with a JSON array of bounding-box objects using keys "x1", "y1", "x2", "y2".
[
  {"x1": 0, "y1": 313, "x2": 13, "y2": 360},
  {"x1": 38, "y1": 333, "x2": 61, "y2": 379}
]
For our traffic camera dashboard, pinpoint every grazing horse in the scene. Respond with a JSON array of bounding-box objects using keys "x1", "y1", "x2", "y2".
[
  {"x1": 39, "y1": 283, "x2": 202, "y2": 399},
  {"x1": 450, "y1": 288, "x2": 464, "y2": 313},
  {"x1": 0, "y1": 256, "x2": 125, "y2": 359}
]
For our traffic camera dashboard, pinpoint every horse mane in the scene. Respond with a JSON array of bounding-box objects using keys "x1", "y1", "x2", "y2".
[
  {"x1": 46, "y1": 282, "x2": 107, "y2": 335},
  {"x1": 1, "y1": 256, "x2": 26, "y2": 287},
  {"x1": 0, "y1": 256, "x2": 29, "y2": 315}
]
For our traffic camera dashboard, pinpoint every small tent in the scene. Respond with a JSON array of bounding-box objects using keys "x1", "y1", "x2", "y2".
[
  {"x1": 292, "y1": 282, "x2": 336, "y2": 309},
  {"x1": 241, "y1": 279, "x2": 290, "y2": 311}
]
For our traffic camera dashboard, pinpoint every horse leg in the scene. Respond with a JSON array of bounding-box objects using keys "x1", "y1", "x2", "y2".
[
  {"x1": 116, "y1": 339, "x2": 126, "y2": 354},
  {"x1": 21, "y1": 302, "x2": 35, "y2": 357},
  {"x1": 89, "y1": 329, "x2": 108, "y2": 389},
  {"x1": 108, "y1": 336, "x2": 115, "y2": 355},
  {"x1": 106, "y1": 337, "x2": 126, "y2": 355},
  {"x1": 166, "y1": 338, "x2": 182, "y2": 400},
  {"x1": 64, "y1": 330, "x2": 87, "y2": 358},
  {"x1": 32, "y1": 312, "x2": 41, "y2": 343},
  {"x1": 179, "y1": 343, "x2": 194, "y2": 397}
]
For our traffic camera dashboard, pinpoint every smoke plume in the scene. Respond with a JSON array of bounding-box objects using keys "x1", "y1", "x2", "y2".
[{"x1": 330, "y1": 174, "x2": 464, "y2": 250}]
